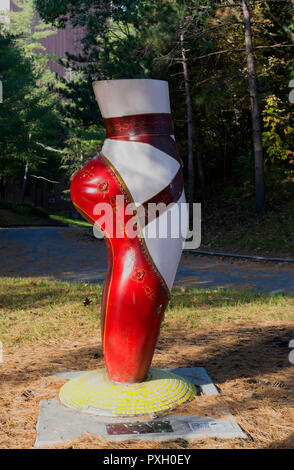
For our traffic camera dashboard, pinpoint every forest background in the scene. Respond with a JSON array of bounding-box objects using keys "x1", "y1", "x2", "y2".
[{"x1": 0, "y1": 0, "x2": 293, "y2": 255}]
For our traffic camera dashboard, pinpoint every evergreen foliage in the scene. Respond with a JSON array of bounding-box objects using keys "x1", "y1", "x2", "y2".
[{"x1": 1, "y1": 0, "x2": 293, "y2": 211}]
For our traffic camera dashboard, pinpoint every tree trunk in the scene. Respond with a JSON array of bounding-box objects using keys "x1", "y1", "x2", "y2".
[
  {"x1": 180, "y1": 31, "x2": 206, "y2": 213},
  {"x1": 192, "y1": 118, "x2": 206, "y2": 209},
  {"x1": 242, "y1": 0, "x2": 265, "y2": 216},
  {"x1": 20, "y1": 161, "x2": 29, "y2": 203}
]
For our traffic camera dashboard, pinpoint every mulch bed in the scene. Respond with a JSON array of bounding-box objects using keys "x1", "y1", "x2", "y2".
[{"x1": 0, "y1": 322, "x2": 293, "y2": 449}]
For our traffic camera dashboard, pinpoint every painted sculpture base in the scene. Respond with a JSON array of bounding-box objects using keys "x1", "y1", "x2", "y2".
[
  {"x1": 34, "y1": 367, "x2": 247, "y2": 446},
  {"x1": 59, "y1": 368, "x2": 196, "y2": 416}
]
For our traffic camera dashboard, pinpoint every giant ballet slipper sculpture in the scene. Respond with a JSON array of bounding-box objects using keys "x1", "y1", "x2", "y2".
[{"x1": 60, "y1": 80, "x2": 195, "y2": 415}]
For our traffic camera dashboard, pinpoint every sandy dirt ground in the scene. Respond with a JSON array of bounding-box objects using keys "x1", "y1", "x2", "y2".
[{"x1": 0, "y1": 321, "x2": 293, "y2": 449}]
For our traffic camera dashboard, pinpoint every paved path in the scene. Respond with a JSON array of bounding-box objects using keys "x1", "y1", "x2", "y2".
[{"x1": 1, "y1": 227, "x2": 294, "y2": 294}]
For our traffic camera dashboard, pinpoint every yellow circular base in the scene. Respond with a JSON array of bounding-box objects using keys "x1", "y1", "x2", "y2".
[{"x1": 59, "y1": 368, "x2": 196, "y2": 416}]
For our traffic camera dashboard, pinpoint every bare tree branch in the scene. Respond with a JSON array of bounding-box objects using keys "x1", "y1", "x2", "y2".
[
  {"x1": 171, "y1": 42, "x2": 294, "y2": 62},
  {"x1": 30, "y1": 175, "x2": 60, "y2": 184},
  {"x1": 35, "y1": 142, "x2": 67, "y2": 154}
]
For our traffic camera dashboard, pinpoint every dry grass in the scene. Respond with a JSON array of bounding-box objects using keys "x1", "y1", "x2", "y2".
[
  {"x1": 0, "y1": 277, "x2": 293, "y2": 344},
  {"x1": 0, "y1": 277, "x2": 293, "y2": 449}
]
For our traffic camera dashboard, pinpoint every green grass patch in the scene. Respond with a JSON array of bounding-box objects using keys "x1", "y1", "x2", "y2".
[
  {"x1": 49, "y1": 213, "x2": 91, "y2": 227},
  {"x1": 0, "y1": 277, "x2": 293, "y2": 345},
  {"x1": 0, "y1": 198, "x2": 91, "y2": 228}
]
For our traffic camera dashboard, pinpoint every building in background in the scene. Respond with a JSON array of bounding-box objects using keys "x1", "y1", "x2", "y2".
[
  {"x1": 0, "y1": 0, "x2": 84, "y2": 77},
  {"x1": 0, "y1": 1, "x2": 85, "y2": 215}
]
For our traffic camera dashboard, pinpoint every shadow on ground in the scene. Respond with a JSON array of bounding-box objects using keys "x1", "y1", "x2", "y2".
[
  {"x1": 1, "y1": 322, "x2": 293, "y2": 448},
  {"x1": 2, "y1": 325, "x2": 293, "y2": 387}
]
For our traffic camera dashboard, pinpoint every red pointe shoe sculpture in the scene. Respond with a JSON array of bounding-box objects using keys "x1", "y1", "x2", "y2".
[{"x1": 60, "y1": 79, "x2": 195, "y2": 415}]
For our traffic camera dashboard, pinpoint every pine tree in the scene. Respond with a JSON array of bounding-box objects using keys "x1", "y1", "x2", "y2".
[
  {"x1": 0, "y1": 1, "x2": 67, "y2": 202},
  {"x1": 0, "y1": 31, "x2": 35, "y2": 197}
]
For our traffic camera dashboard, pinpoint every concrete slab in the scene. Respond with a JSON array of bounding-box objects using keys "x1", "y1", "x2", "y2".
[
  {"x1": 34, "y1": 367, "x2": 245, "y2": 447},
  {"x1": 165, "y1": 367, "x2": 219, "y2": 396},
  {"x1": 34, "y1": 399, "x2": 246, "y2": 447}
]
